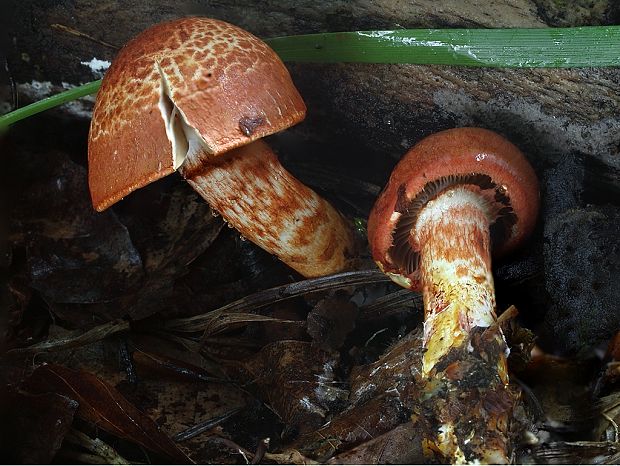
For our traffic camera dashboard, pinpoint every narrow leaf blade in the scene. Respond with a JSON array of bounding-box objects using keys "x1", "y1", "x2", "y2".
[
  {"x1": 1, "y1": 26, "x2": 619, "y2": 129},
  {"x1": 268, "y1": 27, "x2": 620, "y2": 67}
]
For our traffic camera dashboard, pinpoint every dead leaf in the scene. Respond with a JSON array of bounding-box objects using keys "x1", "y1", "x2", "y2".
[
  {"x1": 530, "y1": 440, "x2": 620, "y2": 464},
  {"x1": 23, "y1": 363, "x2": 191, "y2": 463},
  {"x1": 294, "y1": 394, "x2": 409, "y2": 461},
  {"x1": 8, "y1": 152, "x2": 144, "y2": 305},
  {"x1": 222, "y1": 340, "x2": 348, "y2": 439},
  {"x1": 307, "y1": 290, "x2": 358, "y2": 351},
  {"x1": 349, "y1": 329, "x2": 424, "y2": 406},
  {"x1": 328, "y1": 421, "x2": 426, "y2": 464},
  {"x1": 2, "y1": 277, "x2": 33, "y2": 351},
  {"x1": 0, "y1": 386, "x2": 78, "y2": 464},
  {"x1": 132, "y1": 347, "x2": 225, "y2": 384},
  {"x1": 8, "y1": 319, "x2": 129, "y2": 354}
]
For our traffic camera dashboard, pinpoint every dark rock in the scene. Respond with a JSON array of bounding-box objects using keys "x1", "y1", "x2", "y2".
[
  {"x1": 533, "y1": 0, "x2": 619, "y2": 27},
  {"x1": 543, "y1": 206, "x2": 620, "y2": 354}
]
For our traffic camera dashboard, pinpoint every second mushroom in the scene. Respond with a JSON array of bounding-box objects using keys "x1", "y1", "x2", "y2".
[
  {"x1": 88, "y1": 17, "x2": 354, "y2": 278},
  {"x1": 368, "y1": 127, "x2": 539, "y2": 463}
]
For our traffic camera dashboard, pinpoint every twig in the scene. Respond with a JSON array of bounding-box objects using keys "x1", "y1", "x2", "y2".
[
  {"x1": 603, "y1": 412, "x2": 620, "y2": 443},
  {"x1": 7, "y1": 319, "x2": 129, "y2": 354},
  {"x1": 4, "y1": 58, "x2": 17, "y2": 111},
  {"x1": 163, "y1": 270, "x2": 390, "y2": 335},
  {"x1": 173, "y1": 408, "x2": 242, "y2": 442},
  {"x1": 64, "y1": 428, "x2": 132, "y2": 464},
  {"x1": 132, "y1": 347, "x2": 228, "y2": 384},
  {"x1": 211, "y1": 436, "x2": 253, "y2": 463},
  {"x1": 50, "y1": 24, "x2": 119, "y2": 49},
  {"x1": 364, "y1": 328, "x2": 389, "y2": 347},
  {"x1": 251, "y1": 438, "x2": 270, "y2": 464},
  {"x1": 512, "y1": 375, "x2": 546, "y2": 422},
  {"x1": 359, "y1": 288, "x2": 422, "y2": 315},
  {"x1": 264, "y1": 450, "x2": 319, "y2": 465}
]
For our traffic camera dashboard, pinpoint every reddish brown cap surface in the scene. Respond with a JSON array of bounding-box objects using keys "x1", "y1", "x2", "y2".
[
  {"x1": 368, "y1": 127, "x2": 539, "y2": 282},
  {"x1": 88, "y1": 17, "x2": 306, "y2": 211}
]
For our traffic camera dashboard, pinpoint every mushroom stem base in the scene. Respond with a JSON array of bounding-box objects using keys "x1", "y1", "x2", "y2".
[
  {"x1": 417, "y1": 328, "x2": 517, "y2": 465},
  {"x1": 181, "y1": 140, "x2": 355, "y2": 278},
  {"x1": 414, "y1": 187, "x2": 512, "y2": 463}
]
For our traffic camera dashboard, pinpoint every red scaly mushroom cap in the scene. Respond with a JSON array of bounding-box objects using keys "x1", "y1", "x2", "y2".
[
  {"x1": 367, "y1": 127, "x2": 539, "y2": 290},
  {"x1": 88, "y1": 17, "x2": 306, "y2": 211}
]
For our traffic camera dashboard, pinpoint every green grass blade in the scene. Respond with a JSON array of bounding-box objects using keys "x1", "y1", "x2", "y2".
[
  {"x1": 1, "y1": 26, "x2": 619, "y2": 129},
  {"x1": 268, "y1": 26, "x2": 620, "y2": 67},
  {"x1": 0, "y1": 80, "x2": 101, "y2": 132}
]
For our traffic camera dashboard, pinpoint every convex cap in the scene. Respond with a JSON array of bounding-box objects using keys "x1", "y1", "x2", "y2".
[
  {"x1": 368, "y1": 127, "x2": 539, "y2": 289},
  {"x1": 89, "y1": 17, "x2": 306, "y2": 211}
]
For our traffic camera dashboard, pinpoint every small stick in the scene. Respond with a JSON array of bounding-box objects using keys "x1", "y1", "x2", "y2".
[
  {"x1": 251, "y1": 438, "x2": 270, "y2": 464},
  {"x1": 173, "y1": 408, "x2": 242, "y2": 442},
  {"x1": 50, "y1": 24, "x2": 119, "y2": 49}
]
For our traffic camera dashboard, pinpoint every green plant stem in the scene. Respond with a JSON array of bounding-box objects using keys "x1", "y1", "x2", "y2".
[
  {"x1": 1, "y1": 26, "x2": 619, "y2": 130},
  {"x1": 0, "y1": 80, "x2": 101, "y2": 132}
]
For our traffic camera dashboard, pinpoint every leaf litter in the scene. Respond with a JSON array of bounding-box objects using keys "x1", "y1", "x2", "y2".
[{"x1": 2, "y1": 117, "x2": 620, "y2": 464}]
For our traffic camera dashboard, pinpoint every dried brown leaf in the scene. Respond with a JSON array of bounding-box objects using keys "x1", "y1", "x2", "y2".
[
  {"x1": 0, "y1": 386, "x2": 78, "y2": 464},
  {"x1": 531, "y1": 440, "x2": 620, "y2": 464},
  {"x1": 23, "y1": 363, "x2": 191, "y2": 463},
  {"x1": 295, "y1": 394, "x2": 409, "y2": 461},
  {"x1": 349, "y1": 329, "x2": 424, "y2": 406},
  {"x1": 8, "y1": 319, "x2": 129, "y2": 354},
  {"x1": 222, "y1": 340, "x2": 348, "y2": 439},
  {"x1": 8, "y1": 152, "x2": 144, "y2": 306},
  {"x1": 164, "y1": 270, "x2": 390, "y2": 335},
  {"x1": 328, "y1": 421, "x2": 425, "y2": 464},
  {"x1": 307, "y1": 290, "x2": 358, "y2": 351}
]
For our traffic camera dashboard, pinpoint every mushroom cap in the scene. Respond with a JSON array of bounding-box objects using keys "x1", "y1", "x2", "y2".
[
  {"x1": 368, "y1": 127, "x2": 539, "y2": 286},
  {"x1": 88, "y1": 17, "x2": 306, "y2": 211}
]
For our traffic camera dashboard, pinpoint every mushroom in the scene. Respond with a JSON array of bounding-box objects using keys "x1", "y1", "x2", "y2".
[
  {"x1": 367, "y1": 127, "x2": 539, "y2": 463},
  {"x1": 88, "y1": 17, "x2": 354, "y2": 278}
]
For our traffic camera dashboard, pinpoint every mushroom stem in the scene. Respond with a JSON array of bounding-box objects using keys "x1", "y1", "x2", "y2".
[
  {"x1": 414, "y1": 186, "x2": 512, "y2": 463},
  {"x1": 417, "y1": 186, "x2": 503, "y2": 376},
  {"x1": 180, "y1": 140, "x2": 355, "y2": 278},
  {"x1": 368, "y1": 128, "x2": 538, "y2": 464}
]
